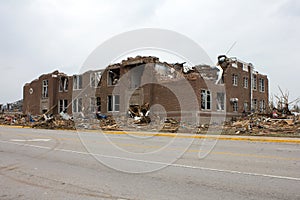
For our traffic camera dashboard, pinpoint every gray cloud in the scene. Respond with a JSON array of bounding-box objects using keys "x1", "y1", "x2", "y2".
[{"x1": 0, "y1": 0, "x2": 299, "y2": 104}]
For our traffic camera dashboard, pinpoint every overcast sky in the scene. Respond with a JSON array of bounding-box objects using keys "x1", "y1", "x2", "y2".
[{"x1": 0, "y1": 0, "x2": 299, "y2": 104}]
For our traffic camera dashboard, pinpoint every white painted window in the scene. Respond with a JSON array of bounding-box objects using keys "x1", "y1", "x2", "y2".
[
  {"x1": 59, "y1": 77, "x2": 68, "y2": 92},
  {"x1": 73, "y1": 75, "x2": 82, "y2": 90},
  {"x1": 90, "y1": 71, "x2": 102, "y2": 88},
  {"x1": 201, "y1": 90, "x2": 211, "y2": 110},
  {"x1": 107, "y1": 95, "x2": 120, "y2": 112},
  {"x1": 252, "y1": 74, "x2": 257, "y2": 90},
  {"x1": 259, "y1": 78, "x2": 265, "y2": 92},
  {"x1": 58, "y1": 99, "x2": 68, "y2": 113},
  {"x1": 232, "y1": 74, "x2": 238, "y2": 86},
  {"x1": 216, "y1": 92, "x2": 225, "y2": 111},
  {"x1": 243, "y1": 77, "x2": 248, "y2": 88},
  {"x1": 260, "y1": 100, "x2": 266, "y2": 112},
  {"x1": 72, "y1": 98, "x2": 82, "y2": 113},
  {"x1": 42, "y1": 80, "x2": 48, "y2": 98}
]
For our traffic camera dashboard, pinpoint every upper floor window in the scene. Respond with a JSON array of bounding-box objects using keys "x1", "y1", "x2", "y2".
[
  {"x1": 90, "y1": 71, "x2": 102, "y2": 88},
  {"x1": 242, "y1": 63, "x2": 248, "y2": 72},
  {"x1": 259, "y1": 78, "x2": 265, "y2": 92},
  {"x1": 201, "y1": 89, "x2": 211, "y2": 110},
  {"x1": 59, "y1": 77, "x2": 69, "y2": 92},
  {"x1": 232, "y1": 74, "x2": 238, "y2": 86},
  {"x1": 108, "y1": 68, "x2": 120, "y2": 86},
  {"x1": 42, "y1": 80, "x2": 48, "y2": 98},
  {"x1": 252, "y1": 74, "x2": 257, "y2": 90},
  {"x1": 232, "y1": 62, "x2": 238, "y2": 68},
  {"x1": 73, "y1": 75, "x2": 82, "y2": 90},
  {"x1": 243, "y1": 77, "x2": 248, "y2": 88}
]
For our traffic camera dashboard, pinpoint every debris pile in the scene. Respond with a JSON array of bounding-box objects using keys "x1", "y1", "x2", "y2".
[
  {"x1": 222, "y1": 113, "x2": 300, "y2": 136},
  {"x1": 160, "y1": 118, "x2": 180, "y2": 133},
  {"x1": 99, "y1": 115, "x2": 119, "y2": 130},
  {"x1": 128, "y1": 103, "x2": 151, "y2": 124},
  {"x1": 32, "y1": 115, "x2": 75, "y2": 130}
]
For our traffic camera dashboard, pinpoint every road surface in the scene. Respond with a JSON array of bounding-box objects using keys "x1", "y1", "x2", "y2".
[{"x1": 0, "y1": 126, "x2": 300, "y2": 199}]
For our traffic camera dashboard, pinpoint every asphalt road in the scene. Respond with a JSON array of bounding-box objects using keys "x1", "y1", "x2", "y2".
[{"x1": 0, "y1": 126, "x2": 300, "y2": 200}]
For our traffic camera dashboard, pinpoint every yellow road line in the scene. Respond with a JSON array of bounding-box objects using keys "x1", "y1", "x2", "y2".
[{"x1": 1, "y1": 125, "x2": 300, "y2": 144}]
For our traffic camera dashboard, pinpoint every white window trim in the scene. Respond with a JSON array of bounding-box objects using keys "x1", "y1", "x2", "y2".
[
  {"x1": 201, "y1": 89, "x2": 211, "y2": 110},
  {"x1": 232, "y1": 74, "x2": 238, "y2": 86},
  {"x1": 216, "y1": 92, "x2": 225, "y2": 111},
  {"x1": 42, "y1": 80, "x2": 48, "y2": 98},
  {"x1": 73, "y1": 75, "x2": 82, "y2": 90},
  {"x1": 72, "y1": 98, "x2": 82, "y2": 113},
  {"x1": 259, "y1": 78, "x2": 265, "y2": 92},
  {"x1": 107, "y1": 95, "x2": 120, "y2": 112}
]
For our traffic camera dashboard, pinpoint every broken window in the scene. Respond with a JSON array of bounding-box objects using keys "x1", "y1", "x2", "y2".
[
  {"x1": 90, "y1": 97, "x2": 96, "y2": 112},
  {"x1": 243, "y1": 77, "x2": 248, "y2": 88},
  {"x1": 96, "y1": 97, "x2": 101, "y2": 111},
  {"x1": 259, "y1": 100, "x2": 266, "y2": 112},
  {"x1": 244, "y1": 102, "x2": 249, "y2": 112},
  {"x1": 201, "y1": 90, "x2": 211, "y2": 110},
  {"x1": 233, "y1": 102, "x2": 238, "y2": 112},
  {"x1": 259, "y1": 78, "x2": 265, "y2": 92},
  {"x1": 73, "y1": 75, "x2": 82, "y2": 90},
  {"x1": 108, "y1": 68, "x2": 120, "y2": 86},
  {"x1": 216, "y1": 92, "x2": 225, "y2": 111},
  {"x1": 232, "y1": 74, "x2": 238, "y2": 86},
  {"x1": 72, "y1": 98, "x2": 82, "y2": 113},
  {"x1": 130, "y1": 65, "x2": 144, "y2": 89},
  {"x1": 252, "y1": 74, "x2": 257, "y2": 90},
  {"x1": 242, "y1": 63, "x2": 248, "y2": 72},
  {"x1": 90, "y1": 71, "x2": 102, "y2": 88},
  {"x1": 58, "y1": 99, "x2": 68, "y2": 113},
  {"x1": 107, "y1": 95, "x2": 120, "y2": 112},
  {"x1": 232, "y1": 62, "x2": 238, "y2": 68},
  {"x1": 252, "y1": 99, "x2": 257, "y2": 111},
  {"x1": 59, "y1": 77, "x2": 69, "y2": 92},
  {"x1": 42, "y1": 80, "x2": 48, "y2": 98}
]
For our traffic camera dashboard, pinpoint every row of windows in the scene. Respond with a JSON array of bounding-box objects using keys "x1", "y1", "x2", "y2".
[
  {"x1": 232, "y1": 99, "x2": 266, "y2": 113},
  {"x1": 231, "y1": 74, "x2": 265, "y2": 92},
  {"x1": 58, "y1": 95, "x2": 120, "y2": 113}
]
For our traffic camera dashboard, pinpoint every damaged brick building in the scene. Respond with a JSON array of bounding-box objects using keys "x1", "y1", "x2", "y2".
[
  {"x1": 23, "y1": 55, "x2": 268, "y2": 124},
  {"x1": 96, "y1": 56, "x2": 268, "y2": 123},
  {"x1": 23, "y1": 70, "x2": 73, "y2": 115}
]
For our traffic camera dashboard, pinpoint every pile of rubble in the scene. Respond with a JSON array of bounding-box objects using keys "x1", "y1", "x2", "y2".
[
  {"x1": 222, "y1": 113, "x2": 300, "y2": 136},
  {"x1": 128, "y1": 103, "x2": 151, "y2": 124},
  {"x1": 31, "y1": 114, "x2": 75, "y2": 130},
  {"x1": 98, "y1": 115, "x2": 120, "y2": 131},
  {"x1": 160, "y1": 118, "x2": 180, "y2": 133}
]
